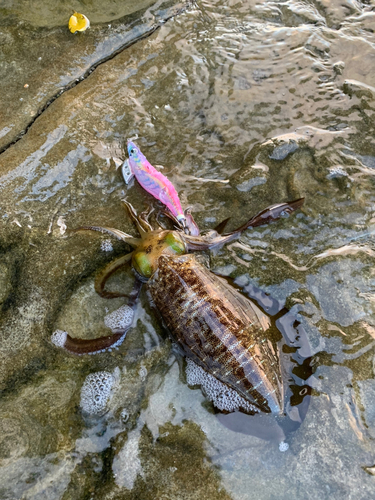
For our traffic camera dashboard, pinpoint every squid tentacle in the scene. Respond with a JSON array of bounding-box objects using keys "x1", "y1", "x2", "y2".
[
  {"x1": 51, "y1": 330, "x2": 128, "y2": 356},
  {"x1": 51, "y1": 278, "x2": 143, "y2": 355},
  {"x1": 74, "y1": 225, "x2": 141, "y2": 248},
  {"x1": 158, "y1": 209, "x2": 180, "y2": 228},
  {"x1": 95, "y1": 252, "x2": 133, "y2": 299},
  {"x1": 158, "y1": 207, "x2": 200, "y2": 236},
  {"x1": 213, "y1": 217, "x2": 231, "y2": 235},
  {"x1": 122, "y1": 200, "x2": 149, "y2": 235},
  {"x1": 222, "y1": 198, "x2": 305, "y2": 235},
  {"x1": 138, "y1": 206, "x2": 155, "y2": 232},
  {"x1": 183, "y1": 198, "x2": 304, "y2": 251},
  {"x1": 184, "y1": 208, "x2": 200, "y2": 236}
]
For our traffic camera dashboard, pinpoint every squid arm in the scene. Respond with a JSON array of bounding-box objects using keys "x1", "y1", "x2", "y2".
[
  {"x1": 74, "y1": 225, "x2": 141, "y2": 248},
  {"x1": 183, "y1": 198, "x2": 304, "y2": 251},
  {"x1": 51, "y1": 279, "x2": 143, "y2": 355},
  {"x1": 95, "y1": 252, "x2": 133, "y2": 299}
]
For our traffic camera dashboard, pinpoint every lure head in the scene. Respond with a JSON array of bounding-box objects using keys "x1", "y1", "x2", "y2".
[
  {"x1": 127, "y1": 141, "x2": 149, "y2": 171},
  {"x1": 132, "y1": 230, "x2": 186, "y2": 279}
]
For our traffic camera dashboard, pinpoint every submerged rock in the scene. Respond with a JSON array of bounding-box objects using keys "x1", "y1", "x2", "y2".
[{"x1": 269, "y1": 140, "x2": 299, "y2": 161}]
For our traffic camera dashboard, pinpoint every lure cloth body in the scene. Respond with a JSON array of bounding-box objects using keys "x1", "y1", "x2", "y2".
[{"x1": 126, "y1": 141, "x2": 186, "y2": 223}]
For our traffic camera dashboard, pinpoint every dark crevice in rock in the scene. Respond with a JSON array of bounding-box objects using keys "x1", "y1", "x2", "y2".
[{"x1": 0, "y1": 356, "x2": 49, "y2": 400}]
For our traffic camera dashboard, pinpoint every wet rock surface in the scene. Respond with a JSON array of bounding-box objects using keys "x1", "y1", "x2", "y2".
[
  {"x1": 1, "y1": 0, "x2": 375, "y2": 498},
  {"x1": 0, "y1": 0, "x2": 186, "y2": 151}
]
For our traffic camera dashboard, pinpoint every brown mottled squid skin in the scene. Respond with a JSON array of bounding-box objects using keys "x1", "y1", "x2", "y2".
[{"x1": 148, "y1": 254, "x2": 283, "y2": 413}]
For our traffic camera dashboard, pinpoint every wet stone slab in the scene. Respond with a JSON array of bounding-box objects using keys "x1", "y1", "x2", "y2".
[
  {"x1": 1, "y1": 0, "x2": 375, "y2": 498},
  {"x1": 0, "y1": 0, "x2": 187, "y2": 151}
]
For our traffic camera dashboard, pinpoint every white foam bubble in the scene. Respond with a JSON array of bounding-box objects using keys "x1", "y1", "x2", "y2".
[
  {"x1": 51, "y1": 330, "x2": 68, "y2": 348},
  {"x1": 57, "y1": 216, "x2": 67, "y2": 235},
  {"x1": 139, "y1": 365, "x2": 147, "y2": 382},
  {"x1": 100, "y1": 239, "x2": 113, "y2": 252},
  {"x1": 279, "y1": 441, "x2": 289, "y2": 452},
  {"x1": 327, "y1": 165, "x2": 348, "y2": 179},
  {"x1": 80, "y1": 371, "x2": 115, "y2": 414},
  {"x1": 185, "y1": 358, "x2": 258, "y2": 414},
  {"x1": 104, "y1": 305, "x2": 134, "y2": 331},
  {"x1": 120, "y1": 408, "x2": 129, "y2": 423}
]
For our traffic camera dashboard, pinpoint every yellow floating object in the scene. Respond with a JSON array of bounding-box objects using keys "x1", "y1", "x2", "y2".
[{"x1": 69, "y1": 12, "x2": 90, "y2": 33}]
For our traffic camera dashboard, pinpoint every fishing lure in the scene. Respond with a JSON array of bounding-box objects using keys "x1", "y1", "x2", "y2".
[{"x1": 123, "y1": 141, "x2": 199, "y2": 233}]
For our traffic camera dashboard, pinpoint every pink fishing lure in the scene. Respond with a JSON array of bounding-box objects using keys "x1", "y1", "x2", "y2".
[{"x1": 126, "y1": 141, "x2": 186, "y2": 223}]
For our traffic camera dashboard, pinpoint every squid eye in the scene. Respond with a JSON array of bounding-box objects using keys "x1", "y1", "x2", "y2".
[
  {"x1": 132, "y1": 251, "x2": 153, "y2": 278},
  {"x1": 164, "y1": 232, "x2": 185, "y2": 254}
]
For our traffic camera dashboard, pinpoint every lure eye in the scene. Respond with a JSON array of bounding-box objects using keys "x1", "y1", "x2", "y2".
[{"x1": 130, "y1": 148, "x2": 136, "y2": 155}]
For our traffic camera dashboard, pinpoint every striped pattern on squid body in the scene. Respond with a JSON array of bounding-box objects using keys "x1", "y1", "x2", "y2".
[{"x1": 147, "y1": 254, "x2": 283, "y2": 413}]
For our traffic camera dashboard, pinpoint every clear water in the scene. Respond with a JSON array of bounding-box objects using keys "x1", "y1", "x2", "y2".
[{"x1": 1, "y1": 0, "x2": 375, "y2": 498}]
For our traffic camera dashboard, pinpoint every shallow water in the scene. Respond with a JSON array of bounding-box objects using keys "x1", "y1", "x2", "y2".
[{"x1": 1, "y1": 0, "x2": 375, "y2": 498}]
